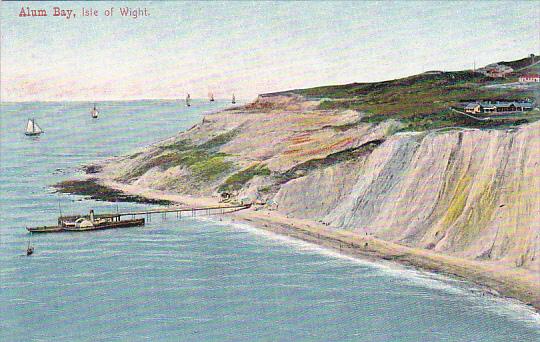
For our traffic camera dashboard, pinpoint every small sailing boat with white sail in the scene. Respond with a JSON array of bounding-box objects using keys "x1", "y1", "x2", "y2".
[
  {"x1": 90, "y1": 103, "x2": 99, "y2": 118},
  {"x1": 25, "y1": 118, "x2": 43, "y2": 136},
  {"x1": 186, "y1": 93, "x2": 191, "y2": 107},
  {"x1": 232, "y1": 94, "x2": 236, "y2": 104},
  {"x1": 209, "y1": 93, "x2": 215, "y2": 102}
]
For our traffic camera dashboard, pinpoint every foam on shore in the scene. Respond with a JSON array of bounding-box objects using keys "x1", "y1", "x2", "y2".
[{"x1": 197, "y1": 215, "x2": 540, "y2": 327}]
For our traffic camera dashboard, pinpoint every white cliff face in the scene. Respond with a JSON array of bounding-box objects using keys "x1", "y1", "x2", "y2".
[
  {"x1": 273, "y1": 159, "x2": 367, "y2": 219},
  {"x1": 323, "y1": 133, "x2": 423, "y2": 231},
  {"x1": 275, "y1": 122, "x2": 540, "y2": 272}
]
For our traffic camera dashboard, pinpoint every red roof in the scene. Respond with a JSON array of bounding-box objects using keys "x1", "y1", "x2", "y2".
[{"x1": 520, "y1": 74, "x2": 540, "y2": 78}]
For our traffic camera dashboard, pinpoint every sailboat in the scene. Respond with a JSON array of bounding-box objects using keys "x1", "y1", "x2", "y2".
[
  {"x1": 209, "y1": 93, "x2": 215, "y2": 102},
  {"x1": 186, "y1": 93, "x2": 191, "y2": 107},
  {"x1": 26, "y1": 234, "x2": 34, "y2": 256},
  {"x1": 90, "y1": 103, "x2": 99, "y2": 118},
  {"x1": 232, "y1": 94, "x2": 236, "y2": 104},
  {"x1": 25, "y1": 118, "x2": 43, "y2": 136}
]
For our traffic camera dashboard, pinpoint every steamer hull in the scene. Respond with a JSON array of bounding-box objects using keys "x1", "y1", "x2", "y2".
[{"x1": 27, "y1": 218, "x2": 145, "y2": 233}]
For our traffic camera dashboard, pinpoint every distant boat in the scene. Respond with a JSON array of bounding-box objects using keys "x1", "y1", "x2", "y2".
[
  {"x1": 209, "y1": 93, "x2": 215, "y2": 102},
  {"x1": 232, "y1": 94, "x2": 236, "y2": 104},
  {"x1": 25, "y1": 118, "x2": 43, "y2": 136},
  {"x1": 26, "y1": 234, "x2": 34, "y2": 256},
  {"x1": 186, "y1": 94, "x2": 191, "y2": 107},
  {"x1": 90, "y1": 103, "x2": 99, "y2": 118}
]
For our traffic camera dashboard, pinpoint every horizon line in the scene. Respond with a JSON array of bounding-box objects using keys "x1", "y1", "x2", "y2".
[
  {"x1": 2, "y1": 51, "x2": 538, "y2": 103},
  {"x1": 0, "y1": 97, "x2": 252, "y2": 104}
]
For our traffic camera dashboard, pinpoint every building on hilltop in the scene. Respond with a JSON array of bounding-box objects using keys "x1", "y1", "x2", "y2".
[
  {"x1": 464, "y1": 103, "x2": 482, "y2": 114},
  {"x1": 463, "y1": 100, "x2": 534, "y2": 114},
  {"x1": 478, "y1": 64, "x2": 514, "y2": 78},
  {"x1": 519, "y1": 74, "x2": 540, "y2": 83}
]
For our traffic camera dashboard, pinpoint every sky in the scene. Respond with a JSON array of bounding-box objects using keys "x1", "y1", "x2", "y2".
[{"x1": 1, "y1": 1, "x2": 539, "y2": 101}]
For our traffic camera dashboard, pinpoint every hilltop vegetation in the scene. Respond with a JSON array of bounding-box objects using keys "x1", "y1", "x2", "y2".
[
  {"x1": 270, "y1": 56, "x2": 539, "y2": 131},
  {"x1": 499, "y1": 55, "x2": 540, "y2": 70}
]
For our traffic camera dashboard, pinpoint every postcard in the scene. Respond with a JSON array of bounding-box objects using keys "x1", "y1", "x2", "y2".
[{"x1": 1, "y1": 1, "x2": 539, "y2": 341}]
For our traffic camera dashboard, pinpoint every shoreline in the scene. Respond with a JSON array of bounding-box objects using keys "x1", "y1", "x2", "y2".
[
  {"x1": 230, "y1": 209, "x2": 540, "y2": 312},
  {"x1": 56, "y1": 177, "x2": 540, "y2": 312}
]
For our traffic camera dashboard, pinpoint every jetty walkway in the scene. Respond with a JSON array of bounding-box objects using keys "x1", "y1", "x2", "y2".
[{"x1": 61, "y1": 203, "x2": 251, "y2": 223}]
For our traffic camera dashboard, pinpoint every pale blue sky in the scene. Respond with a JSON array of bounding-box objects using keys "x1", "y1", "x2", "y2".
[{"x1": 1, "y1": 1, "x2": 538, "y2": 101}]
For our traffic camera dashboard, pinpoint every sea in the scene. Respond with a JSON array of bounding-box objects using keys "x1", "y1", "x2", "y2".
[{"x1": 1, "y1": 100, "x2": 539, "y2": 341}]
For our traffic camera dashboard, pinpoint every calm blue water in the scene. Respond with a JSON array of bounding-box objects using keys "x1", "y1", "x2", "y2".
[{"x1": 1, "y1": 101, "x2": 539, "y2": 341}]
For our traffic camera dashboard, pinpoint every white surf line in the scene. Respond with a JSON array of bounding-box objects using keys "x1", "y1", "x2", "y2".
[{"x1": 195, "y1": 215, "x2": 540, "y2": 326}]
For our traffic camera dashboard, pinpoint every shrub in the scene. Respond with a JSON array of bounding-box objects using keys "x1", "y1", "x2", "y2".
[{"x1": 219, "y1": 164, "x2": 271, "y2": 192}]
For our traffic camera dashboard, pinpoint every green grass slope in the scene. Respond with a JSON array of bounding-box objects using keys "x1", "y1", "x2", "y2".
[{"x1": 268, "y1": 55, "x2": 539, "y2": 131}]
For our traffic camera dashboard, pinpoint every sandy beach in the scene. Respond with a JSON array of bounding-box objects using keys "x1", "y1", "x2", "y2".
[{"x1": 97, "y1": 178, "x2": 540, "y2": 312}]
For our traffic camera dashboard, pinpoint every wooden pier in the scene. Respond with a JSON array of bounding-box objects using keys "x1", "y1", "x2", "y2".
[
  {"x1": 27, "y1": 203, "x2": 252, "y2": 233},
  {"x1": 60, "y1": 203, "x2": 251, "y2": 223}
]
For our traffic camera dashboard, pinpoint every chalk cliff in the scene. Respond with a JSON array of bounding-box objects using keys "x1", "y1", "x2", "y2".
[{"x1": 276, "y1": 121, "x2": 540, "y2": 273}]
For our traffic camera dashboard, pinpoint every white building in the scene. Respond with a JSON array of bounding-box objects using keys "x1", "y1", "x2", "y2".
[{"x1": 519, "y1": 74, "x2": 540, "y2": 83}]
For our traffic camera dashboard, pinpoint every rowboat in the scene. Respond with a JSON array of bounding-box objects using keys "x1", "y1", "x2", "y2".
[{"x1": 26, "y1": 234, "x2": 34, "y2": 255}]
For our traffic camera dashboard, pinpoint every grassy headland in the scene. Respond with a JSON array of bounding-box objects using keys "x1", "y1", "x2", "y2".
[{"x1": 266, "y1": 59, "x2": 539, "y2": 131}]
